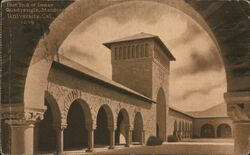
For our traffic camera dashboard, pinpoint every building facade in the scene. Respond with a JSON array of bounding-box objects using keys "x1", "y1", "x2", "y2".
[
  {"x1": 168, "y1": 105, "x2": 233, "y2": 140},
  {"x1": 1, "y1": 33, "x2": 233, "y2": 154}
]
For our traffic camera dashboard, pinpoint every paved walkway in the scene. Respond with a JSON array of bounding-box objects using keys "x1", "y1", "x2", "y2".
[{"x1": 64, "y1": 141, "x2": 234, "y2": 155}]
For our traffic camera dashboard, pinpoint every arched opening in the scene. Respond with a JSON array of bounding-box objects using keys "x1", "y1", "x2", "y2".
[
  {"x1": 156, "y1": 123, "x2": 159, "y2": 138},
  {"x1": 178, "y1": 121, "x2": 182, "y2": 139},
  {"x1": 64, "y1": 100, "x2": 89, "y2": 150},
  {"x1": 201, "y1": 124, "x2": 215, "y2": 138},
  {"x1": 217, "y1": 124, "x2": 232, "y2": 138},
  {"x1": 36, "y1": 98, "x2": 57, "y2": 153},
  {"x1": 185, "y1": 122, "x2": 188, "y2": 138},
  {"x1": 173, "y1": 120, "x2": 177, "y2": 136},
  {"x1": 181, "y1": 121, "x2": 185, "y2": 138},
  {"x1": 95, "y1": 105, "x2": 114, "y2": 147},
  {"x1": 36, "y1": 92, "x2": 61, "y2": 153},
  {"x1": 156, "y1": 88, "x2": 166, "y2": 140},
  {"x1": 132, "y1": 112, "x2": 144, "y2": 144},
  {"x1": 1, "y1": 120, "x2": 11, "y2": 154},
  {"x1": 188, "y1": 123, "x2": 191, "y2": 138},
  {"x1": 115, "y1": 109, "x2": 130, "y2": 145}
]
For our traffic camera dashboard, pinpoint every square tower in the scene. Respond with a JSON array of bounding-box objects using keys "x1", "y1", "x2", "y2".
[
  {"x1": 103, "y1": 32, "x2": 175, "y2": 99},
  {"x1": 104, "y1": 33, "x2": 175, "y2": 140}
]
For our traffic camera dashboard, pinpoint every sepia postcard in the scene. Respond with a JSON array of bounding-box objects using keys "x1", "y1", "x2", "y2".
[{"x1": 0, "y1": 0, "x2": 249, "y2": 155}]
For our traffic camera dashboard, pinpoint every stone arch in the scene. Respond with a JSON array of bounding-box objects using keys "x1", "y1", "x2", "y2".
[
  {"x1": 60, "y1": 90, "x2": 98, "y2": 129},
  {"x1": 74, "y1": 99, "x2": 93, "y2": 130},
  {"x1": 156, "y1": 88, "x2": 167, "y2": 141},
  {"x1": 99, "y1": 104, "x2": 115, "y2": 130},
  {"x1": 201, "y1": 124, "x2": 215, "y2": 138},
  {"x1": 95, "y1": 104, "x2": 114, "y2": 146},
  {"x1": 23, "y1": 0, "x2": 222, "y2": 116},
  {"x1": 132, "y1": 112, "x2": 144, "y2": 143},
  {"x1": 44, "y1": 91, "x2": 61, "y2": 127},
  {"x1": 64, "y1": 99, "x2": 92, "y2": 150},
  {"x1": 35, "y1": 91, "x2": 61, "y2": 152},
  {"x1": 217, "y1": 123, "x2": 232, "y2": 138},
  {"x1": 115, "y1": 108, "x2": 130, "y2": 145},
  {"x1": 3, "y1": 1, "x2": 249, "y2": 154},
  {"x1": 61, "y1": 89, "x2": 82, "y2": 123}
]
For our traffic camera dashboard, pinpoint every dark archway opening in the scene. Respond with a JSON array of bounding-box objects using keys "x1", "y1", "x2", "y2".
[
  {"x1": 173, "y1": 120, "x2": 177, "y2": 136},
  {"x1": 64, "y1": 101, "x2": 88, "y2": 150},
  {"x1": 156, "y1": 123, "x2": 159, "y2": 138},
  {"x1": 95, "y1": 106, "x2": 110, "y2": 147},
  {"x1": 115, "y1": 110, "x2": 129, "y2": 145},
  {"x1": 132, "y1": 112, "x2": 143, "y2": 144},
  {"x1": 37, "y1": 99, "x2": 57, "y2": 153},
  {"x1": 201, "y1": 124, "x2": 215, "y2": 138},
  {"x1": 217, "y1": 124, "x2": 232, "y2": 138},
  {"x1": 1, "y1": 120, "x2": 11, "y2": 154},
  {"x1": 156, "y1": 88, "x2": 166, "y2": 140}
]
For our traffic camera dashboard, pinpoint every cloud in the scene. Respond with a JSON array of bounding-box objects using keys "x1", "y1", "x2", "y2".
[
  {"x1": 168, "y1": 20, "x2": 202, "y2": 49},
  {"x1": 60, "y1": 45, "x2": 95, "y2": 61},
  {"x1": 172, "y1": 86, "x2": 226, "y2": 111},
  {"x1": 176, "y1": 82, "x2": 224, "y2": 100},
  {"x1": 174, "y1": 46, "x2": 223, "y2": 76},
  {"x1": 60, "y1": 1, "x2": 226, "y2": 111}
]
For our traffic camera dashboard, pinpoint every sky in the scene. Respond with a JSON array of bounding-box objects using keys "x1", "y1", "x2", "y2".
[{"x1": 59, "y1": 1, "x2": 227, "y2": 111}]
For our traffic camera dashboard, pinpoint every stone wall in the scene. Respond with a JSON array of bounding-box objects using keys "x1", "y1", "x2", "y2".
[
  {"x1": 47, "y1": 62, "x2": 157, "y2": 142},
  {"x1": 168, "y1": 109, "x2": 193, "y2": 138},
  {"x1": 193, "y1": 117, "x2": 233, "y2": 138}
]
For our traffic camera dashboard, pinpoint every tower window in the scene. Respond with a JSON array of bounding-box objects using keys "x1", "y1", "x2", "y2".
[
  {"x1": 119, "y1": 47, "x2": 123, "y2": 60},
  {"x1": 132, "y1": 45, "x2": 135, "y2": 58},
  {"x1": 141, "y1": 44, "x2": 145, "y2": 57},
  {"x1": 145, "y1": 43, "x2": 148, "y2": 57},
  {"x1": 136, "y1": 45, "x2": 140, "y2": 58},
  {"x1": 123, "y1": 46, "x2": 127, "y2": 59},
  {"x1": 115, "y1": 48, "x2": 118, "y2": 60},
  {"x1": 128, "y1": 46, "x2": 131, "y2": 59}
]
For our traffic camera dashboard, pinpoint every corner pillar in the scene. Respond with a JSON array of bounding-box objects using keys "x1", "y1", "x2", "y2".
[
  {"x1": 86, "y1": 129, "x2": 94, "y2": 152},
  {"x1": 225, "y1": 91, "x2": 250, "y2": 154},
  {"x1": 2, "y1": 111, "x2": 44, "y2": 155},
  {"x1": 108, "y1": 129, "x2": 115, "y2": 149},
  {"x1": 125, "y1": 130, "x2": 132, "y2": 147}
]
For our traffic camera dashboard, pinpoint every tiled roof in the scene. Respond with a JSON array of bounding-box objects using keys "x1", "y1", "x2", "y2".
[
  {"x1": 53, "y1": 55, "x2": 155, "y2": 103},
  {"x1": 169, "y1": 105, "x2": 194, "y2": 118},
  {"x1": 104, "y1": 32, "x2": 157, "y2": 43},
  {"x1": 103, "y1": 32, "x2": 176, "y2": 61}
]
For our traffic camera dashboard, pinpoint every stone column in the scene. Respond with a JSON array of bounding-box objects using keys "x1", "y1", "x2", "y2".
[
  {"x1": 2, "y1": 111, "x2": 43, "y2": 155},
  {"x1": 86, "y1": 129, "x2": 94, "y2": 152},
  {"x1": 125, "y1": 130, "x2": 132, "y2": 147},
  {"x1": 10, "y1": 122, "x2": 35, "y2": 154},
  {"x1": 108, "y1": 129, "x2": 115, "y2": 149},
  {"x1": 234, "y1": 122, "x2": 250, "y2": 154},
  {"x1": 139, "y1": 130, "x2": 145, "y2": 145},
  {"x1": 56, "y1": 125, "x2": 66, "y2": 155},
  {"x1": 225, "y1": 92, "x2": 250, "y2": 154}
]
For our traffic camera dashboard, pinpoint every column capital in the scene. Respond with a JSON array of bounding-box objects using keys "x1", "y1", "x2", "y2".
[
  {"x1": 2, "y1": 111, "x2": 44, "y2": 126},
  {"x1": 53, "y1": 124, "x2": 67, "y2": 131},
  {"x1": 224, "y1": 91, "x2": 250, "y2": 122}
]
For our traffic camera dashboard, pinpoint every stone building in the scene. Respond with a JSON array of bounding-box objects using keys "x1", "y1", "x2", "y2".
[
  {"x1": 168, "y1": 104, "x2": 233, "y2": 140},
  {"x1": 1, "y1": 33, "x2": 234, "y2": 154},
  {"x1": 1, "y1": 1, "x2": 249, "y2": 154},
  {"x1": 1, "y1": 32, "x2": 235, "y2": 154},
  {"x1": 1, "y1": 33, "x2": 176, "y2": 154}
]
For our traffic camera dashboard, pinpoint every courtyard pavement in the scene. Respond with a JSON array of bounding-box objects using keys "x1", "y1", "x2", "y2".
[{"x1": 64, "y1": 139, "x2": 234, "y2": 155}]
